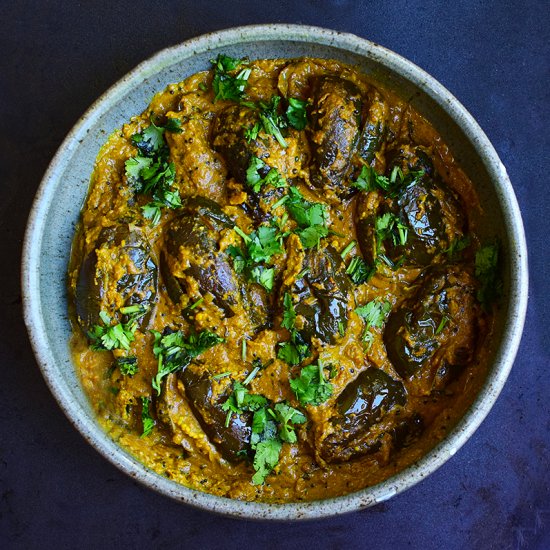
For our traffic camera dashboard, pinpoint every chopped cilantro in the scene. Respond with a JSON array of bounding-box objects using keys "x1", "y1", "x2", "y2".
[
  {"x1": 250, "y1": 265, "x2": 275, "y2": 292},
  {"x1": 228, "y1": 224, "x2": 283, "y2": 291},
  {"x1": 352, "y1": 165, "x2": 424, "y2": 198},
  {"x1": 346, "y1": 256, "x2": 375, "y2": 285},
  {"x1": 435, "y1": 315, "x2": 450, "y2": 335},
  {"x1": 125, "y1": 119, "x2": 183, "y2": 225},
  {"x1": 251, "y1": 436, "x2": 282, "y2": 485},
  {"x1": 475, "y1": 243, "x2": 500, "y2": 308},
  {"x1": 286, "y1": 98, "x2": 308, "y2": 130},
  {"x1": 277, "y1": 330, "x2": 310, "y2": 366},
  {"x1": 88, "y1": 307, "x2": 147, "y2": 351},
  {"x1": 245, "y1": 157, "x2": 287, "y2": 193},
  {"x1": 140, "y1": 396, "x2": 155, "y2": 437},
  {"x1": 375, "y1": 212, "x2": 408, "y2": 256},
  {"x1": 289, "y1": 362, "x2": 334, "y2": 406},
  {"x1": 355, "y1": 299, "x2": 391, "y2": 347},
  {"x1": 340, "y1": 240, "x2": 356, "y2": 260},
  {"x1": 281, "y1": 292, "x2": 296, "y2": 330},
  {"x1": 210, "y1": 54, "x2": 250, "y2": 102},
  {"x1": 117, "y1": 356, "x2": 138, "y2": 376},
  {"x1": 151, "y1": 329, "x2": 224, "y2": 394},
  {"x1": 269, "y1": 403, "x2": 306, "y2": 443},
  {"x1": 286, "y1": 186, "x2": 329, "y2": 249},
  {"x1": 257, "y1": 96, "x2": 288, "y2": 148},
  {"x1": 355, "y1": 299, "x2": 392, "y2": 329}
]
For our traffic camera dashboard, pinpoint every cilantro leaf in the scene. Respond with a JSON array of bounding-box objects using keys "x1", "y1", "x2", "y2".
[
  {"x1": 140, "y1": 396, "x2": 155, "y2": 437},
  {"x1": 257, "y1": 96, "x2": 287, "y2": 148},
  {"x1": 250, "y1": 266, "x2": 275, "y2": 292},
  {"x1": 295, "y1": 225, "x2": 329, "y2": 248},
  {"x1": 286, "y1": 98, "x2": 308, "y2": 130},
  {"x1": 251, "y1": 438, "x2": 282, "y2": 485},
  {"x1": 125, "y1": 156, "x2": 152, "y2": 180},
  {"x1": 285, "y1": 187, "x2": 329, "y2": 249},
  {"x1": 355, "y1": 299, "x2": 392, "y2": 329},
  {"x1": 245, "y1": 157, "x2": 287, "y2": 193},
  {"x1": 125, "y1": 120, "x2": 183, "y2": 224},
  {"x1": 229, "y1": 225, "x2": 283, "y2": 291},
  {"x1": 270, "y1": 403, "x2": 306, "y2": 443},
  {"x1": 345, "y1": 256, "x2": 375, "y2": 285},
  {"x1": 281, "y1": 292, "x2": 296, "y2": 330},
  {"x1": 210, "y1": 54, "x2": 250, "y2": 102},
  {"x1": 277, "y1": 330, "x2": 310, "y2": 366},
  {"x1": 117, "y1": 356, "x2": 138, "y2": 376},
  {"x1": 289, "y1": 362, "x2": 334, "y2": 406},
  {"x1": 87, "y1": 307, "x2": 146, "y2": 351},
  {"x1": 151, "y1": 329, "x2": 224, "y2": 394},
  {"x1": 445, "y1": 235, "x2": 471, "y2": 259},
  {"x1": 352, "y1": 165, "x2": 424, "y2": 198},
  {"x1": 475, "y1": 243, "x2": 500, "y2": 308}
]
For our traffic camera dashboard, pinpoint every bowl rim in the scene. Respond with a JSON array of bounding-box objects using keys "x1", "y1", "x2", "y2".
[{"x1": 21, "y1": 23, "x2": 528, "y2": 520}]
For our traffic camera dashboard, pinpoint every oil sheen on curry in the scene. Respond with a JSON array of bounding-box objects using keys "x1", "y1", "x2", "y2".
[{"x1": 69, "y1": 55, "x2": 499, "y2": 502}]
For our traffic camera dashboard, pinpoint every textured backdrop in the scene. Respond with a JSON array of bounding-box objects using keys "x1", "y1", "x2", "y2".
[{"x1": 1, "y1": 1, "x2": 549, "y2": 548}]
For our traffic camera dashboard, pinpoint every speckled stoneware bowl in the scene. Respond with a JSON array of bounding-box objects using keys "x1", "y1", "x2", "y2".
[{"x1": 22, "y1": 24, "x2": 528, "y2": 519}]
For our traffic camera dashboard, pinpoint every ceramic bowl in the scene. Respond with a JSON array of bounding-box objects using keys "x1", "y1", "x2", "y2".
[{"x1": 21, "y1": 24, "x2": 528, "y2": 519}]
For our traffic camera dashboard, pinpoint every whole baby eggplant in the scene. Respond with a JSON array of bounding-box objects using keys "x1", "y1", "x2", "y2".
[
  {"x1": 356, "y1": 154, "x2": 465, "y2": 267},
  {"x1": 318, "y1": 367, "x2": 407, "y2": 463},
  {"x1": 75, "y1": 224, "x2": 157, "y2": 330},
  {"x1": 285, "y1": 245, "x2": 352, "y2": 344},
  {"x1": 161, "y1": 197, "x2": 270, "y2": 329},
  {"x1": 308, "y1": 76, "x2": 362, "y2": 197},
  {"x1": 384, "y1": 265, "x2": 479, "y2": 391},
  {"x1": 179, "y1": 367, "x2": 252, "y2": 463}
]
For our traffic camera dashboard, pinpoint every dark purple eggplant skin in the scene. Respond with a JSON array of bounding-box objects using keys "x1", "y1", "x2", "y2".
[
  {"x1": 161, "y1": 196, "x2": 270, "y2": 329},
  {"x1": 288, "y1": 245, "x2": 351, "y2": 344},
  {"x1": 179, "y1": 367, "x2": 251, "y2": 463},
  {"x1": 384, "y1": 265, "x2": 478, "y2": 385},
  {"x1": 75, "y1": 224, "x2": 157, "y2": 330},
  {"x1": 308, "y1": 76, "x2": 362, "y2": 196},
  {"x1": 356, "y1": 151, "x2": 466, "y2": 267},
  {"x1": 318, "y1": 367, "x2": 407, "y2": 463},
  {"x1": 211, "y1": 105, "x2": 261, "y2": 183},
  {"x1": 162, "y1": 196, "x2": 239, "y2": 316}
]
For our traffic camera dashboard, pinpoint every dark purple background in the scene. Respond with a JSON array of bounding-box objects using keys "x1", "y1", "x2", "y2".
[{"x1": 2, "y1": 1, "x2": 549, "y2": 548}]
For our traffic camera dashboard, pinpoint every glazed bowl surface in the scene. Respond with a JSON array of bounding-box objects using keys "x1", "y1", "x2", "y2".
[{"x1": 22, "y1": 24, "x2": 528, "y2": 520}]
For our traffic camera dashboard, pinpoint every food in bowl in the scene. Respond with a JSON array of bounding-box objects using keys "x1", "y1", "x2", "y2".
[{"x1": 68, "y1": 54, "x2": 500, "y2": 502}]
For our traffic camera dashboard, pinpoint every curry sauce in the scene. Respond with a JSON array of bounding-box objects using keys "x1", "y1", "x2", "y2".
[{"x1": 68, "y1": 56, "x2": 495, "y2": 502}]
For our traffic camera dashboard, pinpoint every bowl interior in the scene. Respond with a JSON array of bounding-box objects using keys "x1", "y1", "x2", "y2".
[{"x1": 22, "y1": 25, "x2": 527, "y2": 519}]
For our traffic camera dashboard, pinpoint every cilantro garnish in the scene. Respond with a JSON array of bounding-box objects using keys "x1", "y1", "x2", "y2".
[
  {"x1": 257, "y1": 96, "x2": 288, "y2": 148},
  {"x1": 286, "y1": 186, "x2": 329, "y2": 249},
  {"x1": 374, "y1": 212, "x2": 408, "y2": 263},
  {"x1": 87, "y1": 306, "x2": 147, "y2": 351},
  {"x1": 125, "y1": 118, "x2": 183, "y2": 225},
  {"x1": 245, "y1": 157, "x2": 287, "y2": 193},
  {"x1": 228, "y1": 224, "x2": 283, "y2": 291},
  {"x1": 277, "y1": 329, "x2": 310, "y2": 366},
  {"x1": 250, "y1": 402, "x2": 305, "y2": 485},
  {"x1": 281, "y1": 292, "x2": 296, "y2": 330},
  {"x1": 210, "y1": 54, "x2": 251, "y2": 102},
  {"x1": 140, "y1": 396, "x2": 155, "y2": 437},
  {"x1": 286, "y1": 98, "x2": 308, "y2": 130},
  {"x1": 289, "y1": 361, "x2": 334, "y2": 406},
  {"x1": 352, "y1": 165, "x2": 424, "y2": 198},
  {"x1": 269, "y1": 403, "x2": 307, "y2": 443},
  {"x1": 346, "y1": 256, "x2": 375, "y2": 285},
  {"x1": 475, "y1": 243, "x2": 500, "y2": 308},
  {"x1": 355, "y1": 299, "x2": 391, "y2": 346},
  {"x1": 151, "y1": 329, "x2": 224, "y2": 394},
  {"x1": 116, "y1": 357, "x2": 138, "y2": 376}
]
